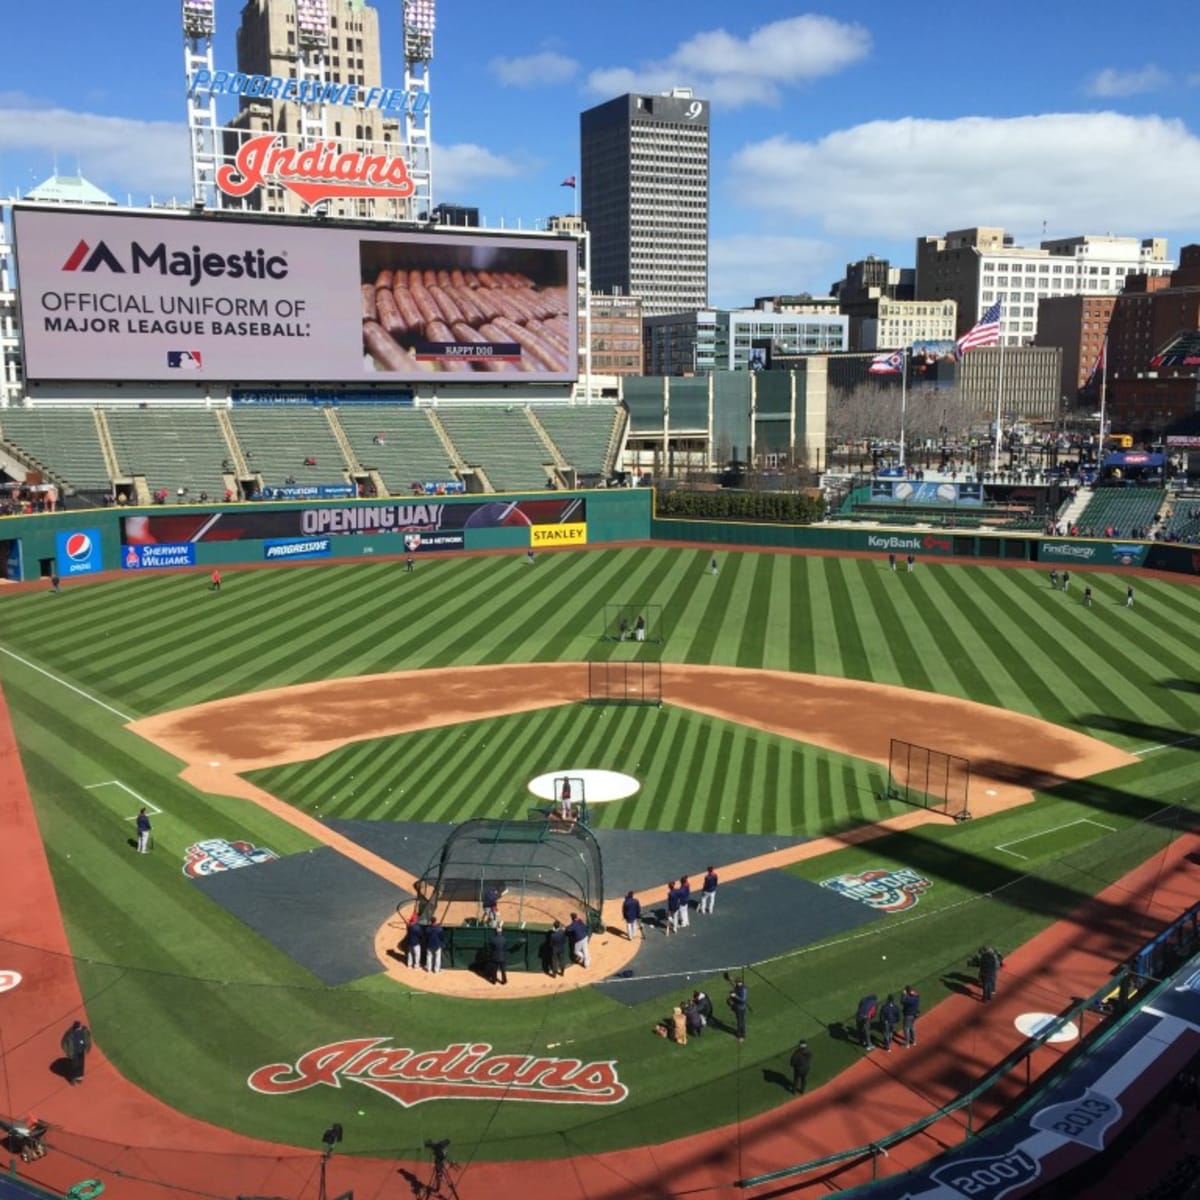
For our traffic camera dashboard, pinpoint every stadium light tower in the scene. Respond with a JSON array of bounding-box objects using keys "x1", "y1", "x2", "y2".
[
  {"x1": 294, "y1": 0, "x2": 330, "y2": 191},
  {"x1": 402, "y1": 0, "x2": 434, "y2": 221},
  {"x1": 182, "y1": 0, "x2": 218, "y2": 208}
]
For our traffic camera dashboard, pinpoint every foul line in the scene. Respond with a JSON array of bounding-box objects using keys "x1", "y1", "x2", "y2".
[
  {"x1": 86, "y1": 780, "x2": 161, "y2": 818},
  {"x1": 996, "y1": 817, "x2": 1117, "y2": 860},
  {"x1": 1133, "y1": 734, "x2": 1200, "y2": 757},
  {"x1": 0, "y1": 644, "x2": 134, "y2": 723}
]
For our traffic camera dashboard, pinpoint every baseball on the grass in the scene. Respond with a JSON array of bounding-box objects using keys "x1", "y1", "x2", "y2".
[{"x1": 881, "y1": 954, "x2": 887, "y2": 960}]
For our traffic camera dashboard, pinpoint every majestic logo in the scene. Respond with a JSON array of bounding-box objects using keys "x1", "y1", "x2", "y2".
[
  {"x1": 1030, "y1": 1090, "x2": 1121, "y2": 1150},
  {"x1": 183, "y1": 838, "x2": 278, "y2": 878},
  {"x1": 928, "y1": 1148, "x2": 1041, "y2": 1200},
  {"x1": 64, "y1": 532, "x2": 94, "y2": 563},
  {"x1": 217, "y1": 134, "x2": 417, "y2": 205},
  {"x1": 248, "y1": 1039, "x2": 629, "y2": 1108},
  {"x1": 819, "y1": 867, "x2": 932, "y2": 913},
  {"x1": 63, "y1": 239, "x2": 288, "y2": 287}
]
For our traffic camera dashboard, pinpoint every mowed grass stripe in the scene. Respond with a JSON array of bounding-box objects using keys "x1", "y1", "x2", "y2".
[
  {"x1": 758, "y1": 557, "x2": 792, "y2": 673},
  {"x1": 824, "y1": 557, "x2": 873, "y2": 682},
  {"x1": 902, "y1": 567, "x2": 1002, "y2": 709},
  {"x1": 985, "y1": 569, "x2": 1192, "y2": 732},
  {"x1": 856, "y1": 558, "x2": 933, "y2": 692},
  {"x1": 787, "y1": 558, "x2": 818, "y2": 676},
  {"x1": 967, "y1": 568, "x2": 1150, "y2": 735},
  {"x1": 736, "y1": 555, "x2": 776, "y2": 668},
  {"x1": 679, "y1": 553, "x2": 747, "y2": 665}
]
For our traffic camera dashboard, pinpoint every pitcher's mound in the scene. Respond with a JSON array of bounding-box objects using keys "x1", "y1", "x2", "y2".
[{"x1": 528, "y1": 769, "x2": 639, "y2": 803}]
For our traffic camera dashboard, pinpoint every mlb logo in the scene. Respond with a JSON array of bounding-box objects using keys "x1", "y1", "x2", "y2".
[
  {"x1": 167, "y1": 350, "x2": 203, "y2": 370},
  {"x1": 404, "y1": 534, "x2": 422, "y2": 552}
]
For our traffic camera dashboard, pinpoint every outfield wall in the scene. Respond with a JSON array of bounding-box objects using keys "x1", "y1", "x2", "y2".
[
  {"x1": 2, "y1": 494, "x2": 1197, "y2": 583},
  {"x1": 650, "y1": 516, "x2": 1200, "y2": 576},
  {"x1": 0, "y1": 489, "x2": 651, "y2": 581}
]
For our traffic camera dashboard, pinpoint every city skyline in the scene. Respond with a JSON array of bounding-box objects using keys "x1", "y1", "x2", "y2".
[{"x1": 2, "y1": 0, "x2": 1198, "y2": 308}]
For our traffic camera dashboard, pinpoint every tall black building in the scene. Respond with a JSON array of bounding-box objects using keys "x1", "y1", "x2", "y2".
[{"x1": 580, "y1": 89, "x2": 709, "y2": 319}]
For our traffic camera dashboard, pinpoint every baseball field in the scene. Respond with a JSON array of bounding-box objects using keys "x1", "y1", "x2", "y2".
[{"x1": 1, "y1": 544, "x2": 1198, "y2": 1177}]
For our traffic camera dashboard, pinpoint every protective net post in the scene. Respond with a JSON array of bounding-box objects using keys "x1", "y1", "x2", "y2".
[
  {"x1": 886, "y1": 738, "x2": 970, "y2": 820},
  {"x1": 587, "y1": 660, "x2": 663, "y2": 706}
]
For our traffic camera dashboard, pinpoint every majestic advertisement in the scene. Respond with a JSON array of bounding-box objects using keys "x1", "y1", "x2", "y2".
[
  {"x1": 13, "y1": 207, "x2": 578, "y2": 384},
  {"x1": 121, "y1": 497, "x2": 585, "y2": 547}
]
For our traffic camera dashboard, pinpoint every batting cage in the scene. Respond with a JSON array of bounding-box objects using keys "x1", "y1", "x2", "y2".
[
  {"x1": 886, "y1": 738, "x2": 971, "y2": 820},
  {"x1": 418, "y1": 817, "x2": 604, "y2": 959},
  {"x1": 601, "y1": 603, "x2": 664, "y2": 643},
  {"x1": 588, "y1": 659, "x2": 663, "y2": 706}
]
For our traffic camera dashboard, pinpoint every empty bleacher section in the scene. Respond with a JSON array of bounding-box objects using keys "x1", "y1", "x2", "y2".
[
  {"x1": 531, "y1": 404, "x2": 624, "y2": 482},
  {"x1": 435, "y1": 407, "x2": 555, "y2": 492},
  {"x1": 0, "y1": 408, "x2": 111, "y2": 493},
  {"x1": 228, "y1": 409, "x2": 351, "y2": 487},
  {"x1": 1074, "y1": 488, "x2": 1165, "y2": 537},
  {"x1": 1165, "y1": 497, "x2": 1200, "y2": 543},
  {"x1": 334, "y1": 408, "x2": 458, "y2": 494},
  {"x1": 105, "y1": 409, "x2": 230, "y2": 500}
]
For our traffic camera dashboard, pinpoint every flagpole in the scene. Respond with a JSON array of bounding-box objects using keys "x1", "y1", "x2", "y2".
[
  {"x1": 1098, "y1": 335, "x2": 1108, "y2": 460},
  {"x1": 899, "y1": 347, "x2": 908, "y2": 469},
  {"x1": 991, "y1": 336, "x2": 1006, "y2": 475}
]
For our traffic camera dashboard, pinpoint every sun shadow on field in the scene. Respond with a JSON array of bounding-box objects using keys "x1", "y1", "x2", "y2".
[
  {"x1": 1160, "y1": 678, "x2": 1200, "y2": 694},
  {"x1": 1073, "y1": 715, "x2": 1200, "y2": 751},
  {"x1": 941, "y1": 971, "x2": 978, "y2": 999}
]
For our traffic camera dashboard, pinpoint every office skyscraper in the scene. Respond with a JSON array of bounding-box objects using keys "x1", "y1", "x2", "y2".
[{"x1": 581, "y1": 88, "x2": 709, "y2": 319}]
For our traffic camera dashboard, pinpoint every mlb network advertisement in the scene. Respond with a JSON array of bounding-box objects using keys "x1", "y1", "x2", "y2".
[
  {"x1": 121, "y1": 497, "x2": 585, "y2": 556},
  {"x1": 12, "y1": 207, "x2": 579, "y2": 384}
]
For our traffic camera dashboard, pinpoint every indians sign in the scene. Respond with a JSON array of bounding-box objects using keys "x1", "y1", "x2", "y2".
[
  {"x1": 216, "y1": 135, "x2": 416, "y2": 205},
  {"x1": 248, "y1": 1038, "x2": 629, "y2": 1107}
]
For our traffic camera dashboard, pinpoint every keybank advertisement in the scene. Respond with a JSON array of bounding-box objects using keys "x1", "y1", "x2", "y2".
[
  {"x1": 122, "y1": 497, "x2": 585, "y2": 545},
  {"x1": 12, "y1": 207, "x2": 578, "y2": 384}
]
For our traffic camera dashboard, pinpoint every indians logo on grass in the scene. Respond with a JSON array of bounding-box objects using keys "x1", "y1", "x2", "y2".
[
  {"x1": 819, "y1": 867, "x2": 931, "y2": 912},
  {"x1": 248, "y1": 1038, "x2": 628, "y2": 1108},
  {"x1": 182, "y1": 838, "x2": 278, "y2": 878}
]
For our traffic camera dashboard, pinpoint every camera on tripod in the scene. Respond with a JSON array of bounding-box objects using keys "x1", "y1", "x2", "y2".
[{"x1": 425, "y1": 1137, "x2": 451, "y2": 1160}]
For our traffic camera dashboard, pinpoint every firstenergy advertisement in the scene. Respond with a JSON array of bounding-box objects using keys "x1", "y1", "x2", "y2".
[{"x1": 12, "y1": 207, "x2": 578, "y2": 384}]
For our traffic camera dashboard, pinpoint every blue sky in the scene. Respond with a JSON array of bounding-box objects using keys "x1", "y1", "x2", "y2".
[{"x1": 3, "y1": 0, "x2": 1199, "y2": 307}]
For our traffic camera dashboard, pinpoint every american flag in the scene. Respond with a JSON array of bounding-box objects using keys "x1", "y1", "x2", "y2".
[
  {"x1": 560, "y1": 176, "x2": 577, "y2": 188},
  {"x1": 1084, "y1": 338, "x2": 1106, "y2": 387},
  {"x1": 868, "y1": 350, "x2": 904, "y2": 375},
  {"x1": 955, "y1": 301, "x2": 1002, "y2": 358}
]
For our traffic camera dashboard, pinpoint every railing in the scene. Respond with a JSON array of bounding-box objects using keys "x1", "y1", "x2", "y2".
[{"x1": 737, "y1": 900, "x2": 1200, "y2": 1191}]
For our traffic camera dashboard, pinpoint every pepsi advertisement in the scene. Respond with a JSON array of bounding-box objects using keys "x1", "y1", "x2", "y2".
[
  {"x1": 56, "y1": 528, "x2": 102, "y2": 576},
  {"x1": 122, "y1": 497, "x2": 584, "y2": 547}
]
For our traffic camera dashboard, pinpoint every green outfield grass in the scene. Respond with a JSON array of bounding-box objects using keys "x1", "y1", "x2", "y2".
[{"x1": 0, "y1": 547, "x2": 1198, "y2": 1160}]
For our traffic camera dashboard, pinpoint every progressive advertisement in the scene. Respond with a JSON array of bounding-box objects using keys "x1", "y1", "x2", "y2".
[
  {"x1": 13, "y1": 207, "x2": 578, "y2": 384},
  {"x1": 121, "y1": 497, "x2": 585, "y2": 546}
]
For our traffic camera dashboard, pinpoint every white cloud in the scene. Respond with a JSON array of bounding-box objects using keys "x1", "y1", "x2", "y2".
[
  {"x1": 710, "y1": 234, "x2": 839, "y2": 309},
  {"x1": 729, "y1": 112, "x2": 1200, "y2": 241},
  {"x1": 587, "y1": 15, "x2": 870, "y2": 109},
  {"x1": 1086, "y1": 65, "x2": 1170, "y2": 97},
  {"x1": 0, "y1": 104, "x2": 191, "y2": 199},
  {"x1": 434, "y1": 142, "x2": 523, "y2": 194},
  {"x1": 489, "y1": 51, "x2": 578, "y2": 88}
]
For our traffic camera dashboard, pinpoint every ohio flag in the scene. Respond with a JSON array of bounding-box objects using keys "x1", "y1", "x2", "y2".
[{"x1": 868, "y1": 351, "x2": 904, "y2": 375}]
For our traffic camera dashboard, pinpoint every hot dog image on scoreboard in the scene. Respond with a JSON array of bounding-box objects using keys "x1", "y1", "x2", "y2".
[{"x1": 358, "y1": 238, "x2": 573, "y2": 375}]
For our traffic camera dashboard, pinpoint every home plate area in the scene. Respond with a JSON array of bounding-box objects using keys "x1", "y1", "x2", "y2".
[{"x1": 193, "y1": 820, "x2": 880, "y2": 1001}]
